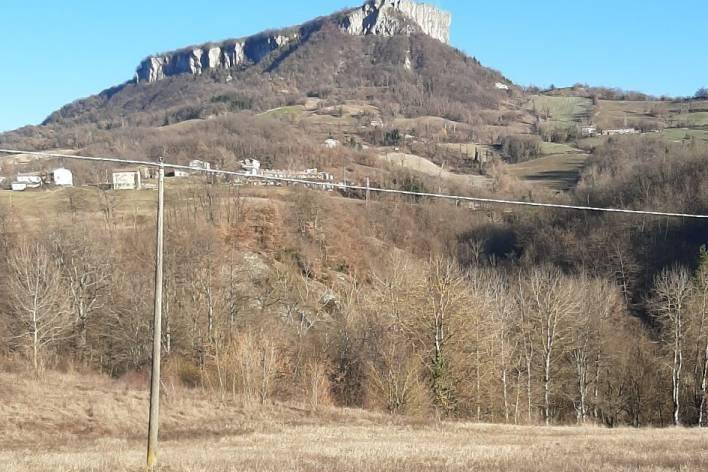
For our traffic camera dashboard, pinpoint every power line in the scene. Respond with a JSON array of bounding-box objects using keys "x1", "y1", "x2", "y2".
[{"x1": 1, "y1": 148, "x2": 707, "y2": 220}]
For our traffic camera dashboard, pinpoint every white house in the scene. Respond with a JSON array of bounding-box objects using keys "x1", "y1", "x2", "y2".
[
  {"x1": 139, "y1": 166, "x2": 158, "y2": 180},
  {"x1": 602, "y1": 128, "x2": 640, "y2": 136},
  {"x1": 112, "y1": 170, "x2": 142, "y2": 190},
  {"x1": 16, "y1": 173, "x2": 43, "y2": 188},
  {"x1": 581, "y1": 126, "x2": 598, "y2": 137},
  {"x1": 189, "y1": 160, "x2": 212, "y2": 171},
  {"x1": 240, "y1": 159, "x2": 261, "y2": 176},
  {"x1": 53, "y1": 167, "x2": 74, "y2": 187},
  {"x1": 324, "y1": 139, "x2": 339, "y2": 149},
  {"x1": 495, "y1": 82, "x2": 510, "y2": 91},
  {"x1": 11, "y1": 182, "x2": 28, "y2": 192}
]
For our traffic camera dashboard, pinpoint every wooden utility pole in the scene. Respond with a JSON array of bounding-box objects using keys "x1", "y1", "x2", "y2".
[
  {"x1": 366, "y1": 177, "x2": 370, "y2": 207},
  {"x1": 146, "y1": 158, "x2": 165, "y2": 469}
]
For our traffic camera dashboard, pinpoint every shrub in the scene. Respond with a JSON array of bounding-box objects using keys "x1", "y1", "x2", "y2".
[{"x1": 500, "y1": 134, "x2": 543, "y2": 163}]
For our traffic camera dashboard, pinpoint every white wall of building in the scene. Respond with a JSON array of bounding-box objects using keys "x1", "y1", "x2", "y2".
[
  {"x1": 189, "y1": 160, "x2": 211, "y2": 171},
  {"x1": 53, "y1": 168, "x2": 74, "y2": 187},
  {"x1": 16, "y1": 174, "x2": 42, "y2": 187},
  {"x1": 112, "y1": 171, "x2": 142, "y2": 190}
]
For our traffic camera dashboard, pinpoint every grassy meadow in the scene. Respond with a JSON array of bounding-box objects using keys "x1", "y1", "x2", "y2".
[{"x1": 1, "y1": 370, "x2": 706, "y2": 471}]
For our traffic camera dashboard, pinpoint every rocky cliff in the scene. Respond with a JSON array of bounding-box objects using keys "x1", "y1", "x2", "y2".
[{"x1": 135, "y1": 0, "x2": 451, "y2": 84}]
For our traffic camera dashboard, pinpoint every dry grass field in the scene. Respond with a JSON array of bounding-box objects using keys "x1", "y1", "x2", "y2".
[
  {"x1": 507, "y1": 142, "x2": 589, "y2": 190},
  {"x1": 529, "y1": 96, "x2": 593, "y2": 124},
  {"x1": 1, "y1": 370, "x2": 707, "y2": 471}
]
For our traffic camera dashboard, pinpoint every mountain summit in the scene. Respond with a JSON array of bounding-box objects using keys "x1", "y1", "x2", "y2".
[
  {"x1": 136, "y1": 0, "x2": 451, "y2": 83},
  {"x1": 24, "y1": 0, "x2": 508, "y2": 138}
]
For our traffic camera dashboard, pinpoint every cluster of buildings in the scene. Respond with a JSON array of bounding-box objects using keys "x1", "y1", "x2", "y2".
[
  {"x1": 110, "y1": 159, "x2": 214, "y2": 190},
  {"x1": 2, "y1": 157, "x2": 337, "y2": 193},
  {"x1": 0, "y1": 167, "x2": 74, "y2": 192},
  {"x1": 581, "y1": 126, "x2": 641, "y2": 137},
  {"x1": 238, "y1": 159, "x2": 335, "y2": 189}
]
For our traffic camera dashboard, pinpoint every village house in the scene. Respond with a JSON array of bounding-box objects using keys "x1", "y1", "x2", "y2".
[
  {"x1": 16, "y1": 172, "x2": 43, "y2": 188},
  {"x1": 139, "y1": 166, "x2": 158, "y2": 180},
  {"x1": 112, "y1": 170, "x2": 142, "y2": 190},
  {"x1": 52, "y1": 167, "x2": 73, "y2": 187},
  {"x1": 240, "y1": 159, "x2": 261, "y2": 176},
  {"x1": 167, "y1": 159, "x2": 213, "y2": 178},
  {"x1": 323, "y1": 138, "x2": 339, "y2": 149},
  {"x1": 189, "y1": 160, "x2": 212, "y2": 172},
  {"x1": 165, "y1": 168, "x2": 190, "y2": 178},
  {"x1": 602, "y1": 128, "x2": 640, "y2": 136},
  {"x1": 581, "y1": 126, "x2": 598, "y2": 137}
]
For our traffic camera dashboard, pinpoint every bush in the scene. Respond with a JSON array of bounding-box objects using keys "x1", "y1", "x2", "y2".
[
  {"x1": 210, "y1": 93, "x2": 254, "y2": 111},
  {"x1": 173, "y1": 359, "x2": 202, "y2": 389},
  {"x1": 384, "y1": 128, "x2": 402, "y2": 146}
]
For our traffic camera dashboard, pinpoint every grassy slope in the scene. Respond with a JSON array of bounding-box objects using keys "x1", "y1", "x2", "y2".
[
  {"x1": 529, "y1": 95, "x2": 593, "y2": 125},
  {"x1": 661, "y1": 127, "x2": 708, "y2": 141},
  {"x1": 2, "y1": 371, "x2": 707, "y2": 472},
  {"x1": 511, "y1": 96, "x2": 707, "y2": 190},
  {"x1": 507, "y1": 137, "x2": 589, "y2": 191},
  {"x1": 507, "y1": 153, "x2": 589, "y2": 191},
  {"x1": 510, "y1": 96, "x2": 591, "y2": 190}
]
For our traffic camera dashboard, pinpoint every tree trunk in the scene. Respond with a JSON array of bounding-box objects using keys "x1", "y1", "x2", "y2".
[
  {"x1": 526, "y1": 355, "x2": 533, "y2": 423},
  {"x1": 699, "y1": 341, "x2": 708, "y2": 427},
  {"x1": 32, "y1": 304, "x2": 39, "y2": 372},
  {"x1": 514, "y1": 367, "x2": 521, "y2": 425},
  {"x1": 592, "y1": 355, "x2": 601, "y2": 421},
  {"x1": 672, "y1": 318, "x2": 683, "y2": 426},
  {"x1": 544, "y1": 351, "x2": 551, "y2": 426},
  {"x1": 33, "y1": 328, "x2": 39, "y2": 372},
  {"x1": 476, "y1": 335, "x2": 481, "y2": 422},
  {"x1": 502, "y1": 367, "x2": 509, "y2": 423}
]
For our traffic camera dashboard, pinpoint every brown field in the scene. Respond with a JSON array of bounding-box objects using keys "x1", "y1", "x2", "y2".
[{"x1": 1, "y1": 371, "x2": 707, "y2": 472}]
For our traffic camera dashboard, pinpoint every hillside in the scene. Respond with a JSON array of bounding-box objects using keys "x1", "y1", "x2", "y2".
[
  {"x1": 1, "y1": 2, "x2": 706, "y2": 197},
  {"x1": 35, "y1": 0, "x2": 511, "y2": 131},
  {"x1": 0, "y1": 0, "x2": 527, "y2": 200}
]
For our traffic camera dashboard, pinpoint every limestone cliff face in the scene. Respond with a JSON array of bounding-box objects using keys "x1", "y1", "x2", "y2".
[
  {"x1": 135, "y1": 0, "x2": 451, "y2": 84},
  {"x1": 341, "y1": 0, "x2": 450, "y2": 43},
  {"x1": 135, "y1": 33, "x2": 296, "y2": 83}
]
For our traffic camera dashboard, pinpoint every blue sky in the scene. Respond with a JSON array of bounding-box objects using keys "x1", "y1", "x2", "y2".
[{"x1": 1, "y1": 0, "x2": 706, "y2": 132}]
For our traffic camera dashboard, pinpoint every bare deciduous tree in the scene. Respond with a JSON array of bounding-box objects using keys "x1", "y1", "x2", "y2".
[
  {"x1": 651, "y1": 267, "x2": 693, "y2": 426},
  {"x1": 424, "y1": 257, "x2": 469, "y2": 413},
  {"x1": 51, "y1": 229, "x2": 110, "y2": 363},
  {"x1": 690, "y1": 248, "x2": 708, "y2": 426},
  {"x1": 519, "y1": 267, "x2": 579, "y2": 425},
  {"x1": 8, "y1": 241, "x2": 70, "y2": 372}
]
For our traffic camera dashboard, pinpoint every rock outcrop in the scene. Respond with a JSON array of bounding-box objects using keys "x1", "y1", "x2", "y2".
[
  {"x1": 135, "y1": 33, "x2": 298, "y2": 83},
  {"x1": 135, "y1": 0, "x2": 451, "y2": 84},
  {"x1": 341, "y1": 0, "x2": 450, "y2": 43}
]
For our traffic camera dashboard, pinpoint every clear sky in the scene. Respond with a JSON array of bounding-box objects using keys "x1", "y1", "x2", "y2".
[{"x1": 1, "y1": 0, "x2": 706, "y2": 132}]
